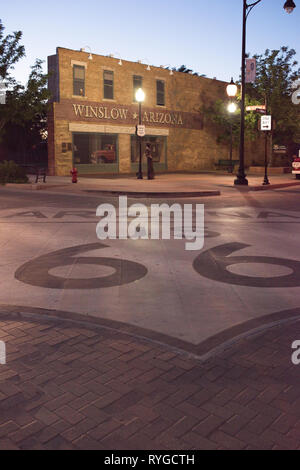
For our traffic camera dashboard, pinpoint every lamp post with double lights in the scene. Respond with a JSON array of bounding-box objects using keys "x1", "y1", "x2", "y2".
[
  {"x1": 235, "y1": 0, "x2": 296, "y2": 186},
  {"x1": 226, "y1": 78, "x2": 238, "y2": 173},
  {"x1": 135, "y1": 88, "x2": 145, "y2": 180},
  {"x1": 262, "y1": 94, "x2": 271, "y2": 186},
  {"x1": 227, "y1": 102, "x2": 238, "y2": 173}
]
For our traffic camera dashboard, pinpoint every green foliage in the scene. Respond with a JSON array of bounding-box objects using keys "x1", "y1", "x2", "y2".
[
  {"x1": 202, "y1": 94, "x2": 260, "y2": 147},
  {"x1": 0, "y1": 19, "x2": 50, "y2": 156},
  {"x1": 0, "y1": 19, "x2": 25, "y2": 82},
  {"x1": 3, "y1": 59, "x2": 50, "y2": 130},
  {"x1": 0, "y1": 160, "x2": 28, "y2": 184},
  {"x1": 165, "y1": 64, "x2": 206, "y2": 77},
  {"x1": 170, "y1": 65, "x2": 200, "y2": 76},
  {"x1": 201, "y1": 46, "x2": 300, "y2": 148},
  {"x1": 177, "y1": 65, "x2": 193, "y2": 74},
  {"x1": 247, "y1": 46, "x2": 300, "y2": 145}
]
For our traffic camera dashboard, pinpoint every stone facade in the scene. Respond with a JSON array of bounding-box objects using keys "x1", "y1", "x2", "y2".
[{"x1": 48, "y1": 47, "x2": 264, "y2": 176}]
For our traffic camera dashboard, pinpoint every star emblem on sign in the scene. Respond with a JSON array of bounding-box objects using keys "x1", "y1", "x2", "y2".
[{"x1": 133, "y1": 112, "x2": 138, "y2": 119}]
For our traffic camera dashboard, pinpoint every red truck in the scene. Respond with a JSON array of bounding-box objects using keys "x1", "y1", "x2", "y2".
[{"x1": 91, "y1": 144, "x2": 116, "y2": 164}]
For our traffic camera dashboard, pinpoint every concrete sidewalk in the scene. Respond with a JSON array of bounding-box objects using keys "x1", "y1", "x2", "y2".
[
  {"x1": 4, "y1": 173, "x2": 300, "y2": 197},
  {"x1": 0, "y1": 310, "x2": 299, "y2": 450}
]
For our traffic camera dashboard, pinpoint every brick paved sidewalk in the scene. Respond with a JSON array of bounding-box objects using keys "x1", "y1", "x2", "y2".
[{"x1": 0, "y1": 313, "x2": 300, "y2": 450}]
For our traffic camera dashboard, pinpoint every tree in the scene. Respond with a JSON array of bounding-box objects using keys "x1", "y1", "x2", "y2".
[
  {"x1": 165, "y1": 65, "x2": 201, "y2": 76},
  {"x1": 1, "y1": 60, "x2": 50, "y2": 163},
  {"x1": 247, "y1": 47, "x2": 300, "y2": 150},
  {"x1": 0, "y1": 19, "x2": 25, "y2": 133},
  {"x1": 176, "y1": 65, "x2": 193, "y2": 74},
  {"x1": 0, "y1": 19, "x2": 25, "y2": 82},
  {"x1": 5, "y1": 59, "x2": 49, "y2": 127},
  {"x1": 201, "y1": 93, "x2": 261, "y2": 148},
  {"x1": 0, "y1": 20, "x2": 50, "y2": 163},
  {"x1": 202, "y1": 46, "x2": 300, "y2": 161}
]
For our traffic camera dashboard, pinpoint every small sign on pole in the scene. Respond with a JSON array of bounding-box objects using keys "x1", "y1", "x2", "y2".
[
  {"x1": 137, "y1": 125, "x2": 146, "y2": 137},
  {"x1": 260, "y1": 115, "x2": 272, "y2": 131},
  {"x1": 246, "y1": 59, "x2": 256, "y2": 83},
  {"x1": 246, "y1": 105, "x2": 266, "y2": 112}
]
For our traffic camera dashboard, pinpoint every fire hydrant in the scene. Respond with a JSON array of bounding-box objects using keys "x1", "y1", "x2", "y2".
[{"x1": 70, "y1": 167, "x2": 78, "y2": 184}]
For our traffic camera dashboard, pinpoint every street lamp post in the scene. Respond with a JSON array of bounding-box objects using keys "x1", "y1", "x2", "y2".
[
  {"x1": 263, "y1": 95, "x2": 270, "y2": 185},
  {"x1": 227, "y1": 102, "x2": 238, "y2": 173},
  {"x1": 226, "y1": 79, "x2": 238, "y2": 173},
  {"x1": 234, "y1": 0, "x2": 296, "y2": 186},
  {"x1": 135, "y1": 88, "x2": 145, "y2": 180}
]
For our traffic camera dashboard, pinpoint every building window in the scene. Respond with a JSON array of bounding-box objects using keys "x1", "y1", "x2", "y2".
[
  {"x1": 73, "y1": 65, "x2": 85, "y2": 96},
  {"x1": 103, "y1": 70, "x2": 114, "y2": 99},
  {"x1": 73, "y1": 133, "x2": 118, "y2": 165},
  {"x1": 133, "y1": 75, "x2": 143, "y2": 101},
  {"x1": 131, "y1": 136, "x2": 166, "y2": 163},
  {"x1": 156, "y1": 80, "x2": 165, "y2": 106}
]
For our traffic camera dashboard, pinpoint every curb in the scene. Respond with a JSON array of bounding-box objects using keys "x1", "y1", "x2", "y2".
[
  {"x1": 4, "y1": 183, "x2": 69, "y2": 191},
  {"x1": 1, "y1": 304, "x2": 300, "y2": 362},
  {"x1": 249, "y1": 182, "x2": 300, "y2": 191},
  {"x1": 83, "y1": 189, "x2": 221, "y2": 198},
  {"x1": 2, "y1": 181, "x2": 299, "y2": 197}
]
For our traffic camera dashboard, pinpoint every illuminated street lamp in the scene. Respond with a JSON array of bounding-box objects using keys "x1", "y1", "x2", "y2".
[
  {"x1": 136, "y1": 88, "x2": 145, "y2": 104},
  {"x1": 226, "y1": 79, "x2": 238, "y2": 173},
  {"x1": 226, "y1": 78, "x2": 238, "y2": 98},
  {"x1": 135, "y1": 88, "x2": 145, "y2": 180},
  {"x1": 228, "y1": 102, "x2": 237, "y2": 113},
  {"x1": 235, "y1": 0, "x2": 296, "y2": 186}
]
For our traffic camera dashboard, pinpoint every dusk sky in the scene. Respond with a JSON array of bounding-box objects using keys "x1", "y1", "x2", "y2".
[{"x1": 1, "y1": 0, "x2": 300, "y2": 85}]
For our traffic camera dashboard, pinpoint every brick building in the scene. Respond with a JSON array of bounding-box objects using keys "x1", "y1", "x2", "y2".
[{"x1": 47, "y1": 47, "x2": 262, "y2": 176}]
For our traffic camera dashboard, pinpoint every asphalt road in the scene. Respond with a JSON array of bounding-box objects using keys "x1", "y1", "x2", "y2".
[{"x1": 0, "y1": 185, "x2": 299, "y2": 354}]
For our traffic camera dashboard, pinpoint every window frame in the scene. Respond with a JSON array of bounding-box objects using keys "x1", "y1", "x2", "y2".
[
  {"x1": 156, "y1": 80, "x2": 165, "y2": 106},
  {"x1": 73, "y1": 64, "x2": 85, "y2": 97},
  {"x1": 103, "y1": 70, "x2": 114, "y2": 100}
]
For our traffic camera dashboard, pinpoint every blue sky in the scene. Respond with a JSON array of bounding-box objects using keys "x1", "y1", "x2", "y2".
[{"x1": 1, "y1": 0, "x2": 300, "y2": 85}]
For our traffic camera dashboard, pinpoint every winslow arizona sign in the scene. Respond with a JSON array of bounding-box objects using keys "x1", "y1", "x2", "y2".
[
  {"x1": 54, "y1": 99, "x2": 204, "y2": 130},
  {"x1": 72, "y1": 104, "x2": 184, "y2": 126}
]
